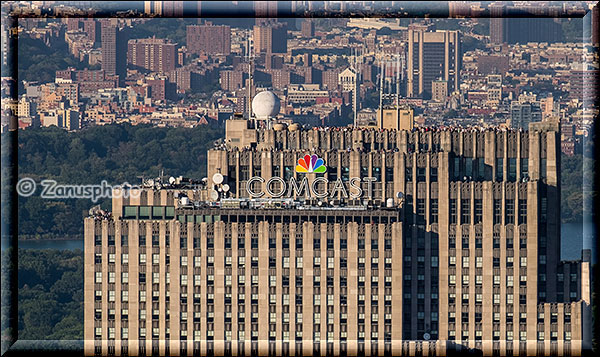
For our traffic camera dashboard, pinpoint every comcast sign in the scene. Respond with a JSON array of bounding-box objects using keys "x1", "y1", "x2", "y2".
[{"x1": 245, "y1": 154, "x2": 377, "y2": 199}]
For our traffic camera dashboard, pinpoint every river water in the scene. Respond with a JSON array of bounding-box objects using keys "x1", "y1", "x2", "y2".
[{"x1": 16, "y1": 222, "x2": 595, "y2": 261}]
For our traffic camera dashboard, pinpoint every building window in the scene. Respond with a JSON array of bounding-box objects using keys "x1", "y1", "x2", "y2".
[
  {"x1": 521, "y1": 159, "x2": 528, "y2": 179},
  {"x1": 417, "y1": 199, "x2": 426, "y2": 224},
  {"x1": 474, "y1": 199, "x2": 482, "y2": 224},
  {"x1": 508, "y1": 158, "x2": 517, "y2": 182},
  {"x1": 505, "y1": 199, "x2": 515, "y2": 224},
  {"x1": 385, "y1": 167, "x2": 394, "y2": 182},
  {"x1": 518, "y1": 199, "x2": 527, "y2": 224},
  {"x1": 461, "y1": 199, "x2": 470, "y2": 224},
  {"x1": 495, "y1": 158, "x2": 503, "y2": 181},
  {"x1": 430, "y1": 199, "x2": 438, "y2": 223},
  {"x1": 449, "y1": 199, "x2": 457, "y2": 224}
]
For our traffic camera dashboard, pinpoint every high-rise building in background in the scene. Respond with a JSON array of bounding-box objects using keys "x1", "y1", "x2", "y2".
[
  {"x1": 85, "y1": 115, "x2": 591, "y2": 356},
  {"x1": 301, "y1": 19, "x2": 315, "y2": 38},
  {"x1": 101, "y1": 20, "x2": 127, "y2": 83},
  {"x1": 144, "y1": 1, "x2": 184, "y2": 16},
  {"x1": 406, "y1": 29, "x2": 461, "y2": 99},
  {"x1": 186, "y1": 24, "x2": 231, "y2": 56},
  {"x1": 82, "y1": 19, "x2": 100, "y2": 45},
  {"x1": 253, "y1": 22, "x2": 287, "y2": 54},
  {"x1": 255, "y1": 0, "x2": 278, "y2": 26},
  {"x1": 510, "y1": 102, "x2": 542, "y2": 130},
  {"x1": 489, "y1": 3, "x2": 505, "y2": 44},
  {"x1": 127, "y1": 38, "x2": 176, "y2": 74},
  {"x1": 489, "y1": 5, "x2": 564, "y2": 44},
  {"x1": 162, "y1": 1, "x2": 184, "y2": 17}
]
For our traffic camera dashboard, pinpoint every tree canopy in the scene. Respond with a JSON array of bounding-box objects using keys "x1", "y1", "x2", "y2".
[{"x1": 9, "y1": 124, "x2": 223, "y2": 239}]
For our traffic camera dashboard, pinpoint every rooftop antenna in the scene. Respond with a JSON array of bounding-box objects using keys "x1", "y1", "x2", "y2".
[
  {"x1": 379, "y1": 56, "x2": 384, "y2": 113},
  {"x1": 396, "y1": 54, "x2": 400, "y2": 107},
  {"x1": 245, "y1": 30, "x2": 256, "y2": 123}
]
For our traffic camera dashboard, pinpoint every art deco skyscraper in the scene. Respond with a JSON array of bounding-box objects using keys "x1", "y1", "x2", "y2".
[{"x1": 85, "y1": 118, "x2": 590, "y2": 356}]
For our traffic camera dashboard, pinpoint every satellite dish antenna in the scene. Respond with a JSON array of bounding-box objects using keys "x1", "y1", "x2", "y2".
[
  {"x1": 169, "y1": 176, "x2": 176, "y2": 184},
  {"x1": 209, "y1": 190, "x2": 219, "y2": 201},
  {"x1": 396, "y1": 192, "x2": 404, "y2": 199},
  {"x1": 222, "y1": 184, "x2": 230, "y2": 192},
  {"x1": 423, "y1": 333, "x2": 430, "y2": 341},
  {"x1": 202, "y1": 177, "x2": 208, "y2": 183},
  {"x1": 213, "y1": 173, "x2": 224, "y2": 185}
]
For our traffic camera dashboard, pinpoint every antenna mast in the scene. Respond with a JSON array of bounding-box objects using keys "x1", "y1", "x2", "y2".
[
  {"x1": 246, "y1": 30, "x2": 255, "y2": 122},
  {"x1": 396, "y1": 54, "x2": 400, "y2": 107}
]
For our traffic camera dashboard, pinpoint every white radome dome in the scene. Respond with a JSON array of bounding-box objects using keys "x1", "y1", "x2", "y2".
[{"x1": 252, "y1": 91, "x2": 280, "y2": 119}]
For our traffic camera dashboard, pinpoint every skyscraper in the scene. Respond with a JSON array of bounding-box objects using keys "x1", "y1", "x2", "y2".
[
  {"x1": 101, "y1": 20, "x2": 127, "y2": 83},
  {"x1": 406, "y1": 29, "x2": 461, "y2": 99},
  {"x1": 85, "y1": 118, "x2": 590, "y2": 356},
  {"x1": 253, "y1": 22, "x2": 287, "y2": 55},
  {"x1": 144, "y1": 1, "x2": 183, "y2": 16},
  {"x1": 255, "y1": 0, "x2": 277, "y2": 26},
  {"x1": 489, "y1": 5, "x2": 564, "y2": 44},
  {"x1": 301, "y1": 19, "x2": 315, "y2": 38},
  {"x1": 186, "y1": 24, "x2": 231, "y2": 56},
  {"x1": 489, "y1": 3, "x2": 505, "y2": 44}
]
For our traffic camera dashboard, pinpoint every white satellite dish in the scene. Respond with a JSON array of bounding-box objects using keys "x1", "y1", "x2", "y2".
[
  {"x1": 423, "y1": 333, "x2": 431, "y2": 341},
  {"x1": 213, "y1": 173, "x2": 224, "y2": 185},
  {"x1": 222, "y1": 184, "x2": 230, "y2": 192},
  {"x1": 169, "y1": 176, "x2": 176, "y2": 184},
  {"x1": 209, "y1": 190, "x2": 219, "y2": 201},
  {"x1": 396, "y1": 192, "x2": 404, "y2": 199}
]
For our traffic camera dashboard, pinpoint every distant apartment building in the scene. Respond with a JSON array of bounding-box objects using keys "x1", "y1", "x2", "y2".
[
  {"x1": 144, "y1": 1, "x2": 184, "y2": 16},
  {"x1": 253, "y1": 22, "x2": 287, "y2": 54},
  {"x1": 127, "y1": 38, "x2": 176, "y2": 74},
  {"x1": 488, "y1": 4, "x2": 563, "y2": 44},
  {"x1": 41, "y1": 108, "x2": 80, "y2": 130},
  {"x1": 56, "y1": 68, "x2": 119, "y2": 96},
  {"x1": 266, "y1": 68, "x2": 291, "y2": 90},
  {"x1": 431, "y1": 80, "x2": 448, "y2": 102},
  {"x1": 82, "y1": 19, "x2": 100, "y2": 45},
  {"x1": 145, "y1": 77, "x2": 177, "y2": 102},
  {"x1": 477, "y1": 55, "x2": 509, "y2": 75},
  {"x1": 301, "y1": 19, "x2": 315, "y2": 38},
  {"x1": 220, "y1": 70, "x2": 245, "y2": 92},
  {"x1": 167, "y1": 66, "x2": 203, "y2": 93},
  {"x1": 100, "y1": 20, "x2": 128, "y2": 82},
  {"x1": 510, "y1": 102, "x2": 542, "y2": 130},
  {"x1": 322, "y1": 68, "x2": 342, "y2": 90},
  {"x1": 186, "y1": 24, "x2": 231, "y2": 56},
  {"x1": 489, "y1": 3, "x2": 506, "y2": 45},
  {"x1": 407, "y1": 29, "x2": 461, "y2": 98}
]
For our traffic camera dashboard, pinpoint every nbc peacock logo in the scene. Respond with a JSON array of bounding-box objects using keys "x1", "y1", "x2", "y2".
[{"x1": 296, "y1": 154, "x2": 327, "y2": 173}]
